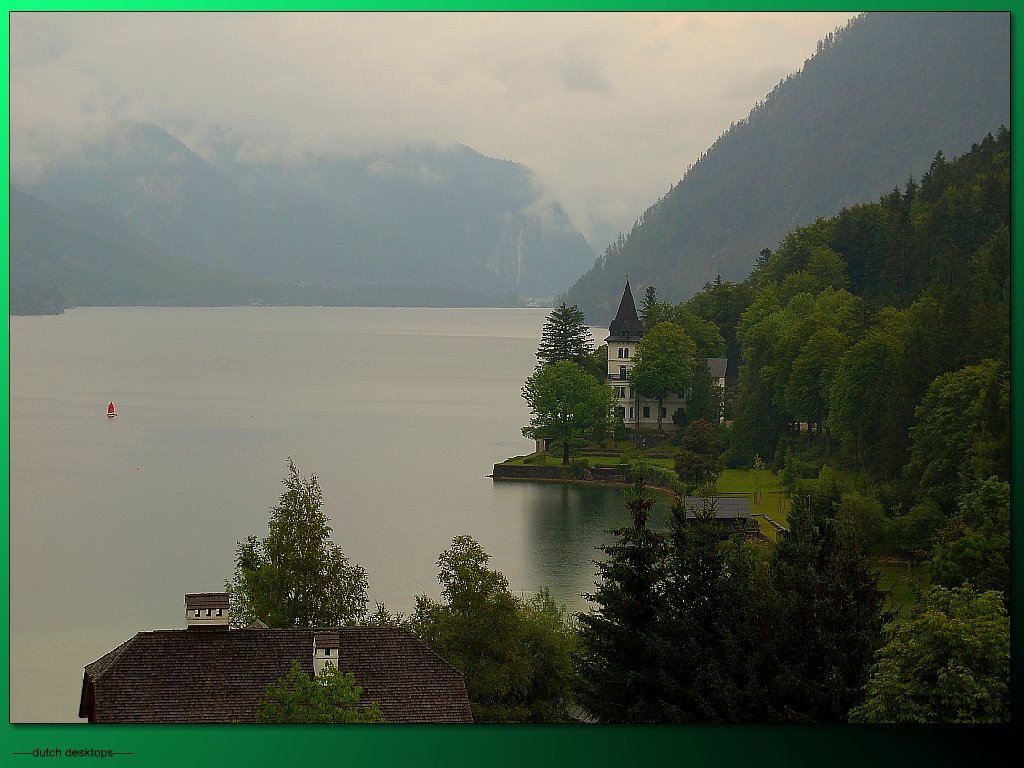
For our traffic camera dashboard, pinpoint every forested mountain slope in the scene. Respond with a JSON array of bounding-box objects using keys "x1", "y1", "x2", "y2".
[
  {"x1": 566, "y1": 12, "x2": 1009, "y2": 323},
  {"x1": 667, "y1": 127, "x2": 1009, "y2": 565},
  {"x1": 9, "y1": 187, "x2": 280, "y2": 314},
  {"x1": 14, "y1": 122, "x2": 595, "y2": 312}
]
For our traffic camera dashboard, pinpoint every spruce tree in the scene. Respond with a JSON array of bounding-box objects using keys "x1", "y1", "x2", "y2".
[
  {"x1": 658, "y1": 495, "x2": 739, "y2": 722},
  {"x1": 766, "y1": 469, "x2": 891, "y2": 722},
  {"x1": 574, "y1": 460, "x2": 668, "y2": 722},
  {"x1": 535, "y1": 303, "x2": 593, "y2": 368}
]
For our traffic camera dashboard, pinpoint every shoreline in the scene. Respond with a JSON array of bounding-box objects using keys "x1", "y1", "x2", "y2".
[{"x1": 490, "y1": 462, "x2": 675, "y2": 490}]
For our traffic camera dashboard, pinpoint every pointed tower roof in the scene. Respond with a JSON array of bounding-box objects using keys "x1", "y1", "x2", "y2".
[{"x1": 606, "y1": 281, "x2": 645, "y2": 341}]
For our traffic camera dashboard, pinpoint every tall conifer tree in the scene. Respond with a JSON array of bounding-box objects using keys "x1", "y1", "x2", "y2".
[
  {"x1": 535, "y1": 303, "x2": 593, "y2": 368},
  {"x1": 574, "y1": 460, "x2": 668, "y2": 722}
]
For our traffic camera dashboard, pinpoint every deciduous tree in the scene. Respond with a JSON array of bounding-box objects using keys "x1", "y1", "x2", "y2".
[
  {"x1": 928, "y1": 476, "x2": 1010, "y2": 606},
  {"x1": 522, "y1": 360, "x2": 614, "y2": 464},
  {"x1": 673, "y1": 418, "x2": 724, "y2": 493},
  {"x1": 412, "y1": 535, "x2": 577, "y2": 723},
  {"x1": 258, "y1": 659, "x2": 385, "y2": 723},
  {"x1": 630, "y1": 322, "x2": 697, "y2": 430},
  {"x1": 227, "y1": 458, "x2": 368, "y2": 628},
  {"x1": 906, "y1": 359, "x2": 1010, "y2": 513},
  {"x1": 849, "y1": 586, "x2": 1010, "y2": 723}
]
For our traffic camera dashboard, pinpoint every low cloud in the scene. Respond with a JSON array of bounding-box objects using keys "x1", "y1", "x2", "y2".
[{"x1": 9, "y1": 11, "x2": 858, "y2": 247}]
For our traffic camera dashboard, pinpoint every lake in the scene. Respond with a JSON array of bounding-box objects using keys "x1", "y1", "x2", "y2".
[{"x1": 7, "y1": 306, "x2": 669, "y2": 722}]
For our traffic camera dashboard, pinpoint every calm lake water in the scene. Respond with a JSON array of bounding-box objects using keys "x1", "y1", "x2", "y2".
[{"x1": 8, "y1": 306, "x2": 669, "y2": 722}]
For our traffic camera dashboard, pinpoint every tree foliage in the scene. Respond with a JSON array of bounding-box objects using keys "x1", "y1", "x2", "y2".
[
  {"x1": 764, "y1": 475, "x2": 891, "y2": 722},
  {"x1": 928, "y1": 476, "x2": 1010, "y2": 606},
  {"x1": 629, "y1": 322, "x2": 697, "y2": 430},
  {"x1": 673, "y1": 418, "x2": 724, "y2": 493},
  {"x1": 906, "y1": 359, "x2": 1010, "y2": 513},
  {"x1": 535, "y1": 302, "x2": 593, "y2": 369},
  {"x1": 411, "y1": 535, "x2": 577, "y2": 723},
  {"x1": 574, "y1": 460, "x2": 669, "y2": 722},
  {"x1": 849, "y1": 586, "x2": 1010, "y2": 723},
  {"x1": 521, "y1": 360, "x2": 614, "y2": 464},
  {"x1": 257, "y1": 659, "x2": 385, "y2": 723},
  {"x1": 227, "y1": 458, "x2": 368, "y2": 628}
]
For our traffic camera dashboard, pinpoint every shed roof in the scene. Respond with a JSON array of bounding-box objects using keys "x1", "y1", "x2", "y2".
[
  {"x1": 680, "y1": 496, "x2": 751, "y2": 520},
  {"x1": 80, "y1": 627, "x2": 472, "y2": 724}
]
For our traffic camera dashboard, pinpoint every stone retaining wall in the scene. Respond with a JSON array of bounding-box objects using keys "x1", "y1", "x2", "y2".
[{"x1": 491, "y1": 462, "x2": 674, "y2": 488}]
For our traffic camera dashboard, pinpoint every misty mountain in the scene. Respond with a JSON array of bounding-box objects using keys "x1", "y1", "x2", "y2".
[
  {"x1": 564, "y1": 12, "x2": 1010, "y2": 323},
  {"x1": 14, "y1": 122, "x2": 595, "y2": 312},
  {"x1": 9, "y1": 186, "x2": 284, "y2": 314}
]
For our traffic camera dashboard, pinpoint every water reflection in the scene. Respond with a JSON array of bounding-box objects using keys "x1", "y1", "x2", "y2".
[{"x1": 500, "y1": 480, "x2": 671, "y2": 614}]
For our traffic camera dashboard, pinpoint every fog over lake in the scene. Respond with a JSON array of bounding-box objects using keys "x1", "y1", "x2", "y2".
[{"x1": 9, "y1": 306, "x2": 669, "y2": 722}]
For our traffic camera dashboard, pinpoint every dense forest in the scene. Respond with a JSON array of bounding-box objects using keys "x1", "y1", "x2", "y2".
[
  {"x1": 713, "y1": 127, "x2": 1010, "y2": 540},
  {"x1": 565, "y1": 12, "x2": 1010, "y2": 322}
]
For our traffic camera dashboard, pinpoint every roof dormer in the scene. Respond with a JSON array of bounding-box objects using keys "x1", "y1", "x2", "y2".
[
  {"x1": 185, "y1": 592, "x2": 230, "y2": 630},
  {"x1": 313, "y1": 630, "x2": 341, "y2": 676}
]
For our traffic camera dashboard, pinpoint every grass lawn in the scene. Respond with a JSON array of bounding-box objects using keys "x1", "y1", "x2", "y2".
[
  {"x1": 873, "y1": 561, "x2": 930, "y2": 625},
  {"x1": 715, "y1": 468, "x2": 789, "y2": 539}
]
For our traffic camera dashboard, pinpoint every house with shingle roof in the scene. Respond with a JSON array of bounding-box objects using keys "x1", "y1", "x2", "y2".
[{"x1": 79, "y1": 593, "x2": 473, "y2": 724}]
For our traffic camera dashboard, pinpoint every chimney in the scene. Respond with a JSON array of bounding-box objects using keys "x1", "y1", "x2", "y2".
[
  {"x1": 313, "y1": 630, "x2": 341, "y2": 676},
  {"x1": 185, "y1": 592, "x2": 230, "y2": 630}
]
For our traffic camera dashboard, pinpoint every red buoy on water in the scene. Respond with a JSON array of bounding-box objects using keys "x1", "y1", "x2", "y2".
[{"x1": 107, "y1": 402, "x2": 117, "y2": 418}]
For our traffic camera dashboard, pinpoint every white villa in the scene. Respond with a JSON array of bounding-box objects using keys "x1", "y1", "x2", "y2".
[{"x1": 606, "y1": 281, "x2": 727, "y2": 431}]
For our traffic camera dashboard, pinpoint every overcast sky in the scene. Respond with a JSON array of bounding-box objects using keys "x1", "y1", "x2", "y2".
[{"x1": 10, "y1": 11, "x2": 859, "y2": 250}]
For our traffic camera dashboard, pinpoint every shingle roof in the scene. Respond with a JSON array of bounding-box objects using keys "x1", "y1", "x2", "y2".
[
  {"x1": 80, "y1": 627, "x2": 473, "y2": 724},
  {"x1": 707, "y1": 357, "x2": 728, "y2": 379},
  {"x1": 681, "y1": 496, "x2": 751, "y2": 520},
  {"x1": 607, "y1": 281, "x2": 645, "y2": 341},
  {"x1": 185, "y1": 592, "x2": 230, "y2": 609}
]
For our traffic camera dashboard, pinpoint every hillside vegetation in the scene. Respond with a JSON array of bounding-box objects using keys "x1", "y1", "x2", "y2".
[
  {"x1": 684, "y1": 127, "x2": 1009, "y2": 561},
  {"x1": 566, "y1": 12, "x2": 1009, "y2": 322}
]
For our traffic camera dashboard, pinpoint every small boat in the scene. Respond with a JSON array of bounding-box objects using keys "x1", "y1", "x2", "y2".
[{"x1": 107, "y1": 402, "x2": 117, "y2": 418}]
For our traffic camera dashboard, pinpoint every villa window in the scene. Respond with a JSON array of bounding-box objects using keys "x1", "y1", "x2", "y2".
[
  {"x1": 660, "y1": 407, "x2": 667, "y2": 418},
  {"x1": 643, "y1": 406, "x2": 650, "y2": 419},
  {"x1": 325, "y1": 648, "x2": 333, "y2": 656},
  {"x1": 629, "y1": 407, "x2": 634, "y2": 419},
  {"x1": 619, "y1": 366, "x2": 627, "y2": 380},
  {"x1": 194, "y1": 610, "x2": 201, "y2": 618},
  {"x1": 216, "y1": 608, "x2": 222, "y2": 617},
  {"x1": 206, "y1": 609, "x2": 211, "y2": 617}
]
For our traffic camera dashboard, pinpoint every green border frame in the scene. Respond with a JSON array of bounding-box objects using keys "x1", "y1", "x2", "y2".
[{"x1": 3, "y1": 4, "x2": 1018, "y2": 766}]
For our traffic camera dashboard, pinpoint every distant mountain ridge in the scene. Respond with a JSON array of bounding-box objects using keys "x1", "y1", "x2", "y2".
[
  {"x1": 8, "y1": 186, "x2": 282, "y2": 314},
  {"x1": 565, "y1": 11, "x2": 1010, "y2": 323},
  {"x1": 12, "y1": 122, "x2": 596, "y2": 313}
]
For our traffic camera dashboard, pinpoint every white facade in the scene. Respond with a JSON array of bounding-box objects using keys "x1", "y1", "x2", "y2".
[
  {"x1": 606, "y1": 339, "x2": 685, "y2": 430},
  {"x1": 313, "y1": 631, "x2": 341, "y2": 676},
  {"x1": 604, "y1": 282, "x2": 727, "y2": 431},
  {"x1": 184, "y1": 593, "x2": 230, "y2": 629}
]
